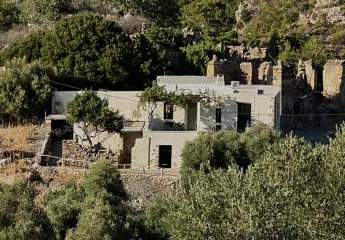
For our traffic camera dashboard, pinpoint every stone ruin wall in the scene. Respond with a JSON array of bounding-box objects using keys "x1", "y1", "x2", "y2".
[
  {"x1": 323, "y1": 60, "x2": 345, "y2": 104},
  {"x1": 208, "y1": 46, "x2": 345, "y2": 130}
]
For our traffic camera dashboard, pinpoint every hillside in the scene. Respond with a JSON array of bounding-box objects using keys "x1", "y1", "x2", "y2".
[{"x1": 237, "y1": 0, "x2": 345, "y2": 59}]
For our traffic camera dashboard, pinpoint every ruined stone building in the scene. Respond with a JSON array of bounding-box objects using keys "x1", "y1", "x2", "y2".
[{"x1": 210, "y1": 46, "x2": 345, "y2": 132}]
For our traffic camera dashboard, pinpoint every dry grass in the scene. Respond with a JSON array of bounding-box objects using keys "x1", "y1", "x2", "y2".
[{"x1": 0, "y1": 124, "x2": 36, "y2": 155}]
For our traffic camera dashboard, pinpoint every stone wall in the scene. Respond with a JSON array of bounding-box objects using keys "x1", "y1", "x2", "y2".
[
  {"x1": 38, "y1": 166, "x2": 179, "y2": 209},
  {"x1": 240, "y1": 62, "x2": 254, "y2": 84},
  {"x1": 62, "y1": 140, "x2": 120, "y2": 165},
  {"x1": 122, "y1": 174, "x2": 179, "y2": 209},
  {"x1": 323, "y1": 60, "x2": 345, "y2": 102}
]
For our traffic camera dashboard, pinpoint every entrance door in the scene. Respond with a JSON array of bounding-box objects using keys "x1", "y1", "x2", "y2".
[
  {"x1": 237, "y1": 103, "x2": 251, "y2": 132},
  {"x1": 159, "y1": 145, "x2": 172, "y2": 168}
]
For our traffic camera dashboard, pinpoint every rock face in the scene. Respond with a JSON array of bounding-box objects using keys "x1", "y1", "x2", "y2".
[
  {"x1": 228, "y1": 45, "x2": 268, "y2": 61},
  {"x1": 300, "y1": 0, "x2": 345, "y2": 25},
  {"x1": 315, "y1": 0, "x2": 341, "y2": 8}
]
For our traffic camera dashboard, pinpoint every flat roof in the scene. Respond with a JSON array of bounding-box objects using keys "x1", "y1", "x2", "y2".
[
  {"x1": 160, "y1": 83, "x2": 280, "y2": 97},
  {"x1": 45, "y1": 115, "x2": 67, "y2": 120}
]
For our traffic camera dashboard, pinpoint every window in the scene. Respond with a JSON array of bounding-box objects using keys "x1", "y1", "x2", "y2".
[
  {"x1": 216, "y1": 108, "x2": 222, "y2": 123},
  {"x1": 237, "y1": 103, "x2": 251, "y2": 132},
  {"x1": 159, "y1": 145, "x2": 172, "y2": 168},
  {"x1": 164, "y1": 102, "x2": 174, "y2": 120},
  {"x1": 215, "y1": 108, "x2": 222, "y2": 131}
]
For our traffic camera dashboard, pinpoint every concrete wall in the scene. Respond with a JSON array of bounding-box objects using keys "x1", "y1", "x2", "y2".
[
  {"x1": 150, "y1": 103, "x2": 186, "y2": 131},
  {"x1": 73, "y1": 124, "x2": 123, "y2": 152},
  {"x1": 132, "y1": 131, "x2": 197, "y2": 170},
  {"x1": 199, "y1": 101, "x2": 238, "y2": 131},
  {"x1": 52, "y1": 91, "x2": 146, "y2": 121}
]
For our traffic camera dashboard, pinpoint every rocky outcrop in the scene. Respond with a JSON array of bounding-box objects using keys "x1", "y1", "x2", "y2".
[{"x1": 299, "y1": 0, "x2": 345, "y2": 25}]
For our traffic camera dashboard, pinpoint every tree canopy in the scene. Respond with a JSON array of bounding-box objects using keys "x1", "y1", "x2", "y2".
[
  {"x1": 67, "y1": 91, "x2": 123, "y2": 147},
  {"x1": 0, "y1": 58, "x2": 52, "y2": 123}
]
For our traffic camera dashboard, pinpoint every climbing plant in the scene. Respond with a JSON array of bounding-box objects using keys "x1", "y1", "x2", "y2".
[{"x1": 138, "y1": 86, "x2": 231, "y2": 111}]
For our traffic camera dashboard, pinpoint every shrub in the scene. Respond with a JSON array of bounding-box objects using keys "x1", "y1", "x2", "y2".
[
  {"x1": 331, "y1": 29, "x2": 345, "y2": 45},
  {"x1": 181, "y1": 124, "x2": 280, "y2": 176},
  {"x1": 0, "y1": 0, "x2": 20, "y2": 31},
  {"x1": 0, "y1": 58, "x2": 53, "y2": 123}
]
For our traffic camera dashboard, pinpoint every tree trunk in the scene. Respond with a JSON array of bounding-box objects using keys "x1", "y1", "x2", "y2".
[{"x1": 85, "y1": 133, "x2": 93, "y2": 148}]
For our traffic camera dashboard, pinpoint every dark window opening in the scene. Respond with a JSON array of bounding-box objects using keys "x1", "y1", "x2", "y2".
[
  {"x1": 216, "y1": 125, "x2": 222, "y2": 131},
  {"x1": 238, "y1": 103, "x2": 251, "y2": 133},
  {"x1": 164, "y1": 102, "x2": 174, "y2": 120},
  {"x1": 159, "y1": 145, "x2": 172, "y2": 168},
  {"x1": 216, "y1": 108, "x2": 222, "y2": 123}
]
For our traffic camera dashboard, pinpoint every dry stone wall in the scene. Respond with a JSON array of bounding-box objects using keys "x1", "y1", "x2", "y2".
[{"x1": 62, "y1": 140, "x2": 120, "y2": 165}]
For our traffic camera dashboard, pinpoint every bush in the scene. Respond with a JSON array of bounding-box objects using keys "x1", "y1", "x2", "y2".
[
  {"x1": 331, "y1": 29, "x2": 345, "y2": 45},
  {"x1": 44, "y1": 184, "x2": 84, "y2": 240},
  {"x1": 41, "y1": 13, "x2": 134, "y2": 89},
  {"x1": 24, "y1": 0, "x2": 71, "y2": 23},
  {"x1": 0, "y1": 182, "x2": 53, "y2": 239},
  {"x1": 181, "y1": 125, "x2": 280, "y2": 176},
  {"x1": 180, "y1": 0, "x2": 239, "y2": 43},
  {"x1": 0, "y1": 0, "x2": 20, "y2": 31},
  {"x1": 0, "y1": 30, "x2": 46, "y2": 64},
  {"x1": 0, "y1": 58, "x2": 53, "y2": 123},
  {"x1": 66, "y1": 197, "x2": 125, "y2": 240},
  {"x1": 82, "y1": 160, "x2": 127, "y2": 203}
]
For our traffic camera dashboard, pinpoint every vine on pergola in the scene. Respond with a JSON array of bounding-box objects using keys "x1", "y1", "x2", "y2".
[{"x1": 138, "y1": 86, "x2": 229, "y2": 112}]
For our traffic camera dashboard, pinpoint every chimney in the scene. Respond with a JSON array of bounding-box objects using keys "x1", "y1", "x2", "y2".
[{"x1": 207, "y1": 55, "x2": 223, "y2": 78}]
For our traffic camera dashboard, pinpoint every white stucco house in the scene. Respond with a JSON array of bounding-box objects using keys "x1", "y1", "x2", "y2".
[{"x1": 47, "y1": 75, "x2": 281, "y2": 170}]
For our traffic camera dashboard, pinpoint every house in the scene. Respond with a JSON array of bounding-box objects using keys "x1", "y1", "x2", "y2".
[{"x1": 47, "y1": 71, "x2": 281, "y2": 170}]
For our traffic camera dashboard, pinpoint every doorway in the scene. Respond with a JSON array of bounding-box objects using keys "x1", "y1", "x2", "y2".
[
  {"x1": 159, "y1": 145, "x2": 172, "y2": 168},
  {"x1": 238, "y1": 103, "x2": 251, "y2": 132}
]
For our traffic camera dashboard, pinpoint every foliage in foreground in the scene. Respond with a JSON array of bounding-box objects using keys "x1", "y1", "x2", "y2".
[
  {"x1": 147, "y1": 126, "x2": 345, "y2": 239},
  {"x1": 0, "y1": 160, "x2": 162, "y2": 240},
  {"x1": 181, "y1": 124, "x2": 280, "y2": 175}
]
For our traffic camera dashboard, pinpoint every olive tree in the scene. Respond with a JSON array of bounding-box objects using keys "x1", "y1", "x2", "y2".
[
  {"x1": 67, "y1": 91, "x2": 123, "y2": 147},
  {"x1": 0, "y1": 58, "x2": 52, "y2": 122}
]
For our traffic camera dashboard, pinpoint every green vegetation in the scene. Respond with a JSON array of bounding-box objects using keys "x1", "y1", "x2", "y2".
[
  {"x1": 1, "y1": 126, "x2": 345, "y2": 239},
  {"x1": 146, "y1": 125, "x2": 345, "y2": 239},
  {"x1": 0, "y1": 182, "x2": 53, "y2": 239},
  {"x1": 181, "y1": 124, "x2": 279, "y2": 175},
  {"x1": 67, "y1": 91, "x2": 123, "y2": 147},
  {"x1": 43, "y1": 160, "x2": 163, "y2": 239},
  {"x1": 0, "y1": 58, "x2": 53, "y2": 122},
  {"x1": 0, "y1": 0, "x2": 20, "y2": 31},
  {"x1": 180, "y1": 0, "x2": 239, "y2": 43}
]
